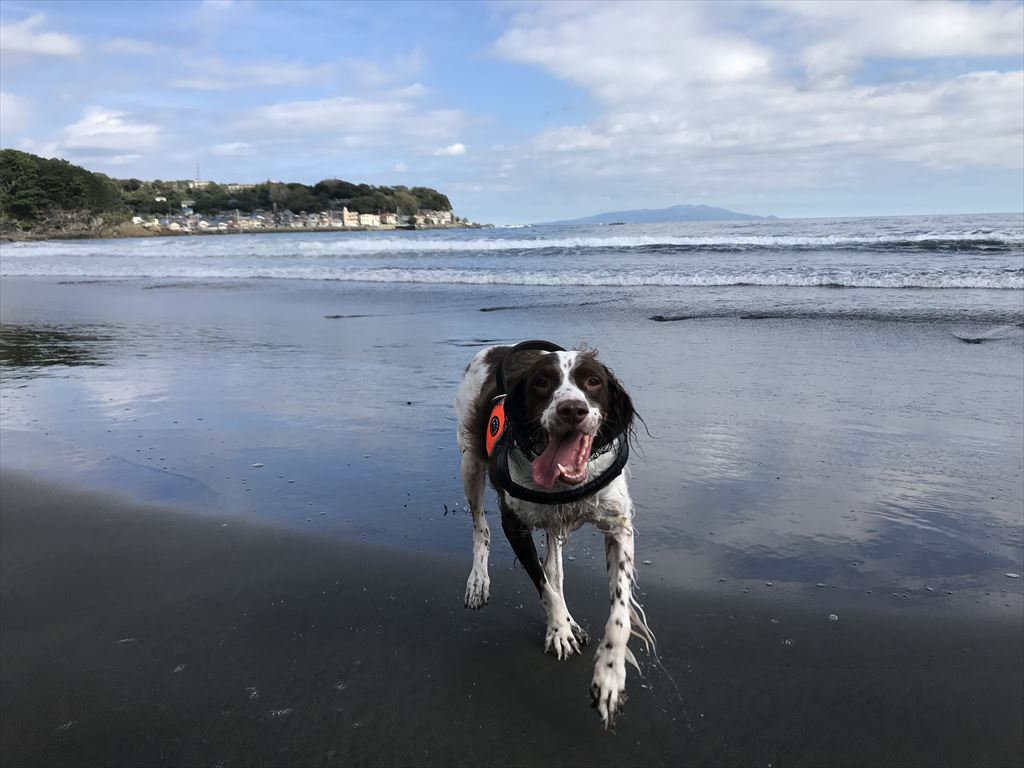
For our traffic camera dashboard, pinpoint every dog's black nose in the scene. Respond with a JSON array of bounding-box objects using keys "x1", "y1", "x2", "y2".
[{"x1": 557, "y1": 399, "x2": 589, "y2": 425}]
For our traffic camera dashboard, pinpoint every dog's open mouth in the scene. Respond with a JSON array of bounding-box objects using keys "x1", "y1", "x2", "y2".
[{"x1": 531, "y1": 430, "x2": 594, "y2": 489}]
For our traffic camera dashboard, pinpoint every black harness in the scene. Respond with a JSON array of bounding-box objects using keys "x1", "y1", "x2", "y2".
[{"x1": 490, "y1": 340, "x2": 630, "y2": 505}]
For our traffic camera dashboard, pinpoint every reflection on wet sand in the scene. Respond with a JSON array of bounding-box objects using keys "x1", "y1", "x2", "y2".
[
  {"x1": 0, "y1": 278, "x2": 1021, "y2": 608},
  {"x1": 0, "y1": 323, "x2": 113, "y2": 372}
]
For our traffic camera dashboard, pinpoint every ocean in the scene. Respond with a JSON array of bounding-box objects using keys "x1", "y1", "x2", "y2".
[{"x1": 3, "y1": 212, "x2": 1022, "y2": 306}]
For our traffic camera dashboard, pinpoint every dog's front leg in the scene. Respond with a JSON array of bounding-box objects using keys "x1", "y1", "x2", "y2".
[
  {"x1": 591, "y1": 523, "x2": 636, "y2": 728},
  {"x1": 542, "y1": 531, "x2": 587, "y2": 659},
  {"x1": 500, "y1": 503, "x2": 581, "y2": 660},
  {"x1": 462, "y1": 453, "x2": 490, "y2": 609}
]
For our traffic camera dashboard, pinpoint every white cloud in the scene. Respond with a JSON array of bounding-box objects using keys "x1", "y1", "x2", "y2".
[
  {"x1": 393, "y1": 161, "x2": 409, "y2": 172},
  {"x1": 62, "y1": 107, "x2": 161, "y2": 153},
  {"x1": 212, "y1": 141, "x2": 255, "y2": 156},
  {"x1": 390, "y1": 83, "x2": 427, "y2": 99},
  {"x1": 491, "y1": 0, "x2": 1024, "y2": 200},
  {"x1": 494, "y1": 1, "x2": 773, "y2": 102},
  {"x1": 100, "y1": 37, "x2": 164, "y2": 56},
  {"x1": 0, "y1": 91, "x2": 29, "y2": 138},
  {"x1": 171, "y1": 58, "x2": 329, "y2": 90},
  {"x1": 240, "y1": 95, "x2": 463, "y2": 147},
  {"x1": 198, "y1": 0, "x2": 241, "y2": 12},
  {"x1": 535, "y1": 127, "x2": 611, "y2": 153},
  {"x1": 434, "y1": 142, "x2": 467, "y2": 156},
  {"x1": 17, "y1": 138, "x2": 59, "y2": 158},
  {"x1": 0, "y1": 13, "x2": 80, "y2": 56},
  {"x1": 346, "y1": 47, "x2": 425, "y2": 87},
  {"x1": 777, "y1": 0, "x2": 1024, "y2": 83}
]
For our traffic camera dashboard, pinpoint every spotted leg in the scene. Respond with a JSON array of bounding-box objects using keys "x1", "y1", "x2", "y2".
[
  {"x1": 542, "y1": 530, "x2": 588, "y2": 658},
  {"x1": 591, "y1": 522, "x2": 641, "y2": 728},
  {"x1": 462, "y1": 453, "x2": 490, "y2": 609},
  {"x1": 500, "y1": 502, "x2": 579, "y2": 660}
]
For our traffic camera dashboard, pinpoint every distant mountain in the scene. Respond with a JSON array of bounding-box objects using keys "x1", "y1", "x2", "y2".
[{"x1": 541, "y1": 204, "x2": 776, "y2": 225}]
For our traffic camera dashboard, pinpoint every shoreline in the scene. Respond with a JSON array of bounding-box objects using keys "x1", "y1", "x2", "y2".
[{"x1": 0, "y1": 221, "x2": 487, "y2": 243}]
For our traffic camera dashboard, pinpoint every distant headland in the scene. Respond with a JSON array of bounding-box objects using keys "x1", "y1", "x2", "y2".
[
  {"x1": 541, "y1": 204, "x2": 777, "y2": 225},
  {"x1": 0, "y1": 149, "x2": 482, "y2": 241}
]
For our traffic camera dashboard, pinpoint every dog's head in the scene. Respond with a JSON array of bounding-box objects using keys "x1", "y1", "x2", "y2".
[{"x1": 505, "y1": 348, "x2": 634, "y2": 489}]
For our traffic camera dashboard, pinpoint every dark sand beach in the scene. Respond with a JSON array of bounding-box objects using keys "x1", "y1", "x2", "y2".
[
  {"x1": 1, "y1": 270, "x2": 1023, "y2": 766},
  {"x1": 3, "y1": 472, "x2": 1022, "y2": 768}
]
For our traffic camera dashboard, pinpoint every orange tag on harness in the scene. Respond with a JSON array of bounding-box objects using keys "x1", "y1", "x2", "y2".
[{"x1": 485, "y1": 396, "x2": 506, "y2": 456}]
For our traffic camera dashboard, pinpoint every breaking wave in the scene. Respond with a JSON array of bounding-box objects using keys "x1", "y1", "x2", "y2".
[
  {"x1": 4, "y1": 263, "x2": 1021, "y2": 289},
  {"x1": 3, "y1": 233, "x2": 1022, "y2": 258}
]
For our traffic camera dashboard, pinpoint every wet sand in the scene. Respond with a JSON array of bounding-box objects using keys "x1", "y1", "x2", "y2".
[
  {"x1": 1, "y1": 275, "x2": 1022, "y2": 765},
  {"x1": 2, "y1": 471, "x2": 1021, "y2": 767}
]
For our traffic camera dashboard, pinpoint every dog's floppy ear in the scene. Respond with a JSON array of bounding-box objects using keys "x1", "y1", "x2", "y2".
[
  {"x1": 601, "y1": 363, "x2": 635, "y2": 446},
  {"x1": 501, "y1": 349, "x2": 543, "y2": 424},
  {"x1": 504, "y1": 372, "x2": 527, "y2": 423}
]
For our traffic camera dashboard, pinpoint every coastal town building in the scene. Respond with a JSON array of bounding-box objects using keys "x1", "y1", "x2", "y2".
[
  {"x1": 419, "y1": 209, "x2": 454, "y2": 226},
  {"x1": 131, "y1": 203, "x2": 473, "y2": 235}
]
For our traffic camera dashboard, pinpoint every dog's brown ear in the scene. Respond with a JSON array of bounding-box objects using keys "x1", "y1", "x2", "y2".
[
  {"x1": 501, "y1": 349, "x2": 544, "y2": 422},
  {"x1": 600, "y1": 364, "x2": 635, "y2": 447},
  {"x1": 504, "y1": 373, "x2": 526, "y2": 423}
]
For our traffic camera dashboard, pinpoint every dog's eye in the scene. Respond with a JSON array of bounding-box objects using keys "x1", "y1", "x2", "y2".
[
  {"x1": 587, "y1": 377, "x2": 601, "y2": 387},
  {"x1": 533, "y1": 377, "x2": 549, "y2": 389}
]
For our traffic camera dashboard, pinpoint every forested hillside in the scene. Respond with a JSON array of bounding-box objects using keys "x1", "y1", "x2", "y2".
[
  {"x1": 0, "y1": 149, "x2": 127, "y2": 235},
  {"x1": 119, "y1": 177, "x2": 452, "y2": 216},
  {"x1": 0, "y1": 149, "x2": 455, "y2": 238}
]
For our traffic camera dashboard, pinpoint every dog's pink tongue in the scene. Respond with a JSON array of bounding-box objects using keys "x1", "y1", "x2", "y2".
[{"x1": 532, "y1": 431, "x2": 586, "y2": 489}]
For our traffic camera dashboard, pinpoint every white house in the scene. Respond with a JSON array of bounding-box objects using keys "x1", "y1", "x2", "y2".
[
  {"x1": 341, "y1": 207, "x2": 360, "y2": 227},
  {"x1": 419, "y1": 209, "x2": 454, "y2": 225}
]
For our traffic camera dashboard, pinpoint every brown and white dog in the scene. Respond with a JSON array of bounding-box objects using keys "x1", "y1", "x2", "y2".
[{"x1": 454, "y1": 343, "x2": 652, "y2": 728}]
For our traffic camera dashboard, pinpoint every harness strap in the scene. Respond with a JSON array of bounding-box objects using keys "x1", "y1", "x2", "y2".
[
  {"x1": 484, "y1": 396, "x2": 506, "y2": 457},
  {"x1": 493, "y1": 433, "x2": 629, "y2": 505}
]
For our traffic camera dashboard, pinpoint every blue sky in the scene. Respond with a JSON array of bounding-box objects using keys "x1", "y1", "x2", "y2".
[{"x1": 1, "y1": 0, "x2": 1022, "y2": 223}]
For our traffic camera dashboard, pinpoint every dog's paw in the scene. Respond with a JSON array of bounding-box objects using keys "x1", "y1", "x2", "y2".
[
  {"x1": 590, "y1": 647, "x2": 627, "y2": 729},
  {"x1": 464, "y1": 570, "x2": 490, "y2": 609},
  {"x1": 569, "y1": 618, "x2": 589, "y2": 647},
  {"x1": 544, "y1": 620, "x2": 584, "y2": 660}
]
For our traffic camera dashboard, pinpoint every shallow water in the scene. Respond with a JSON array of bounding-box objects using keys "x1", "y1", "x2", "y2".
[{"x1": 1, "y1": 275, "x2": 1021, "y2": 613}]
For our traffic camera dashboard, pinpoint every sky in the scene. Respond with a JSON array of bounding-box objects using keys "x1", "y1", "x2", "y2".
[{"x1": 1, "y1": 0, "x2": 1022, "y2": 224}]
